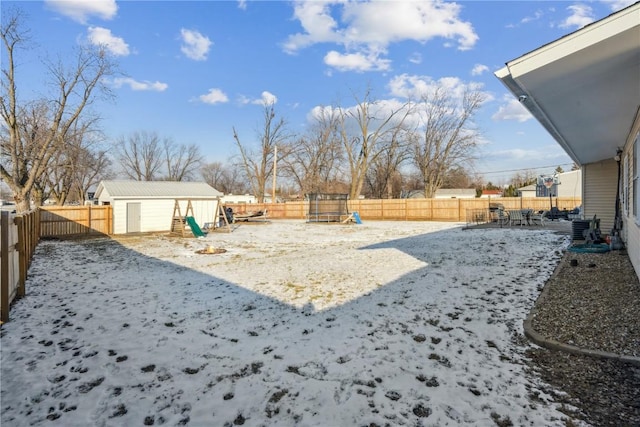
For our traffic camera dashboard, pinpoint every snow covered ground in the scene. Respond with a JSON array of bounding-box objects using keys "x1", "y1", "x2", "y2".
[{"x1": 1, "y1": 220, "x2": 580, "y2": 426}]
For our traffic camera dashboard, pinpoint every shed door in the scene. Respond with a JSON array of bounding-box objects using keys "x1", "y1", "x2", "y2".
[{"x1": 126, "y1": 202, "x2": 141, "y2": 233}]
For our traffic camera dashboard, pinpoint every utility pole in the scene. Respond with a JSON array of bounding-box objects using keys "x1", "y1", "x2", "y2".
[{"x1": 272, "y1": 145, "x2": 277, "y2": 204}]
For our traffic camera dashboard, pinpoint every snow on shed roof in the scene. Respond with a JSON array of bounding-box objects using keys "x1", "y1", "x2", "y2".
[{"x1": 96, "y1": 180, "x2": 222, "y2": 199}]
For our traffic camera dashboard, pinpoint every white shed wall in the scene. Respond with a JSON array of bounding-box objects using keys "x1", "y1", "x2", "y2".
[{"x1": 111, "y1": 198, "x2": 219, "y2": 234}]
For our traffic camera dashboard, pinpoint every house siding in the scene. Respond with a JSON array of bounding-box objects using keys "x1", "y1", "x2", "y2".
[
  {"x1": 583, "y1": 159, "x2": 617, "y2": 236},
  {"x1": 626, "y1": 208, "x2": 640, "y2": 278},
  {"x1": 622, "y1": 117, "x2": 640, "y2": 278}
]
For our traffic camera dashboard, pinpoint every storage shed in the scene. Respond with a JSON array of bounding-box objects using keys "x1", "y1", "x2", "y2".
[{"x1": 94, "y1": 180, "x2": 222, "y2": 234}]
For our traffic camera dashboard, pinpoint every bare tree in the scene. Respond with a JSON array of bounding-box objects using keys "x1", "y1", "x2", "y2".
[
  {"x1": 0, "y1": 9, "x2": 116, "y2": 212},
  {"x1": 72, "y1": 148, "x2": 112, "y2": 202},
  {"x1": 232, "y1": 103, "x2": 289, "y2": 202},
  {"x1": 363, "y1": 120, "x2": 412, "y2": 199},
  {"x1": 411, "y1": 85, "x2": 485, "y2": 198},
  {"x1": 338, "y1": 89, "x2": 412, "y2": 200},
  {"x1": 38, "y1": 119, "x2": 105, "y2": 205},
  {"x1": 163, "y1": 139, "x2": 203, "y2": 181},
  {"x1": 280, "y1": 107, "x2": 344, "y2": 195},
  {"x1": 441, "y1": 166, "x2": 476, "y2": 189},
  {"x1": 114, "y1": 131, "x2": 164, "y2": 181},
  {"x1": 200, "y1": 161, "x2": 248, "y2": 194}
]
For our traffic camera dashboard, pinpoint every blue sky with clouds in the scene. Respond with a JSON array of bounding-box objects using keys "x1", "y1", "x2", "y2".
[{"x1": 5, "y1": 0, "x2": 635, "y2": 183}]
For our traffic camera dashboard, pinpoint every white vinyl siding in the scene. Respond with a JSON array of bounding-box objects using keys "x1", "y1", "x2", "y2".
[
  {"x1": 583, "y1": 159, "x2": 618, "y2": 234},
  {"x1": 624, "y1": 133, "x2": 640, "y2": 279},
  {"x1": 634, "y1": 135, "x2": 639, "y2": 221}
]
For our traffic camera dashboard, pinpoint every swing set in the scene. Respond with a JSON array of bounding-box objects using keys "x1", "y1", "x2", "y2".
[{"x1": 170, "y1": 198, "x2": 232, "y2": 237}]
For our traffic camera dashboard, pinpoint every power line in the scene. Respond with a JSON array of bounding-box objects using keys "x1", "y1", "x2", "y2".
[{"x1": 476, "y1": 163, "x2": 574, "y2": 176}]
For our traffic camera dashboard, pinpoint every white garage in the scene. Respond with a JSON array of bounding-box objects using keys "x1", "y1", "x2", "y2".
[{"x1": 94, "y1": 180, "x2": 222, "y2": 235}]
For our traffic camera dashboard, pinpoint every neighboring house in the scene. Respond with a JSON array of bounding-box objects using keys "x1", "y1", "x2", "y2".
[
  {"x1": 518, "y1": 170, "x2": 583, "y2": 198},
  {"x1": 434, "y1": 189, "x2": 477, "y2": 199},
  {"x1": 221, "y1": 194, "x2": 257, "y2": 204},
  {"x1": 401, "y1": 189, "x2": 477, "y2": 199},
  {"x1": 480, "y1": 190, "x2": 502, "y2": 198},
  {"x1": 518, "y1": 184, "x2": 537, "y2": 199},
  {"x1": 496, "y1": 2, "x2": 640, "y2": 277},
  {"x1": 94, "y1": 180, "x2": 222, "y2": 234}
]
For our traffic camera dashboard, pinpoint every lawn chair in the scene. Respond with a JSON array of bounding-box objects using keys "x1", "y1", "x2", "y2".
[
  {"x1": 508, "y1": 210, "x2": 525, "y2": 226},
  {"x1": 489, "y1": 207, "x2": 508, "y2": 226},
  {"x1": 530, "y1": 210, "x2": 547, "y2": 226}
]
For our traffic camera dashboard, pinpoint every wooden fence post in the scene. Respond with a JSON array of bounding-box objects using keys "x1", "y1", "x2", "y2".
[
  {"x1": 1, "y1": 211, "x2": 9, "y2": 323},
  {"x1": 15, "y1": 215, "x2": 26, "y2": 298}
]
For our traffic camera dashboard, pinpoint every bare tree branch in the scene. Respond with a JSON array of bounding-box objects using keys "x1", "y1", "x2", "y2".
[{"x1": 1, "y1": 9, "x2": 116, "y2": 212}]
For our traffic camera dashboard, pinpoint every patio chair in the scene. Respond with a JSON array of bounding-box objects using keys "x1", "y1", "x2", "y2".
[
  {"x1": 491, "y1": 208, "x2": 509, "y2": 226},
  {"x1": 508, "y1": 210, "x2": 525, "y2": 226},
  {"x1": 530, "y1": 210, "x2": 546, "y2": 226}
]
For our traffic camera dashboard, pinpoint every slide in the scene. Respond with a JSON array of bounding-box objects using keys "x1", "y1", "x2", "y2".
[{"x1": 185, "y1": 216, "x2": 206, "y2": 238}]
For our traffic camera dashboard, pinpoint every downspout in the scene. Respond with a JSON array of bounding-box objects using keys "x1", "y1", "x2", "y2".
[{"x1": 611, "y1": 149, "x2": 624, "y2": 250}]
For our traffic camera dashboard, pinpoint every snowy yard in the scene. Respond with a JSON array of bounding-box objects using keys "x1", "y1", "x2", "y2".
[{"x1": 1, "y1": 220, "x2": 578, "y2": 426}]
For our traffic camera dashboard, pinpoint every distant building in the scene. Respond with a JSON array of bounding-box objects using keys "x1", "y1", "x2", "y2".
[
  {"x1": 434, "y1": 189, "x2": 477, "y2": 199},
  {"x1": 518, "y1": 170, "x2": 582, "y2": 198},
  {"x1": 480, "y1": 190, "x2": 502, "y2": 198},
  {"x1": 402, "y1": 189, "x2": 477, "y2": 199},
  {"x1": 220, "y1": 194, "x2": 257, "y2": 204}
]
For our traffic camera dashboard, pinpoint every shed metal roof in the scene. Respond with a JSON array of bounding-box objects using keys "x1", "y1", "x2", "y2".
[{"x1": 96, "y1": 180, "x2": 222, "y2": 199}]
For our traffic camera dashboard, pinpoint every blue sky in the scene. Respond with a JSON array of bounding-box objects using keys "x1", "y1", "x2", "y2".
[{"x1": 5, "y1": 0, "x2": 635, "y2": 184}]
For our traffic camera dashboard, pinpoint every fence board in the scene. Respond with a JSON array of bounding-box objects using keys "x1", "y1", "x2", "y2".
[
  {"x1": 0, "y1": 211, "x2": 28, "y2": 322},
  {"x1": 40, "y1": 206, "x2": 112, "y2": 237},
  {"x1": 225, "y1": 197, "x2": 581, "y2": 222}
]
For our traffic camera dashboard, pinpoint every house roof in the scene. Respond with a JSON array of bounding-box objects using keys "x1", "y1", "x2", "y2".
[
  {"x1": 519, "y1": 184, "x2": 537, "y2": 191},
  {"x1": 495, "y1": 2, "x2": 640, "y2": 165},
  {"x1": 95, "y1": 180, "x2": 222, "y2": 199}
]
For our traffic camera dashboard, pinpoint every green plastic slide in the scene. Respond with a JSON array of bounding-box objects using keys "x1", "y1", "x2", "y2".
[{"x1": 185, "y1": 216, "x2": 206, "y2": 238}]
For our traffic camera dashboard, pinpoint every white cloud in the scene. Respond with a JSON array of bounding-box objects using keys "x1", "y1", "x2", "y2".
[
  {"x1": 180, "y1": 29, "x2": 212, "y2": 61},
  {"x1": 387, "y1": 74, "x2": 490, "y2": 103},
  {"x1": 471, "y1": 64, "x2": 489, "y2": 76},
  {"x1": 237, "y1": 0, "x2": 248, "y2": 10},
  {"x1": 283, "y1": 1, "x2": 478, "y2": 72},
  {"x1": 492, "y1": 145, "x2": 570, "y2": 162},
  {"x1": 559, "y1": 4, "x2": 595, "y2": 29},
  {"x1": 603, "y1": 0, "x2": 636, "y2": 11},
  {"x1": 87, "y1": 27, "x2": 129, "y2": 56},
  {"x1": 238, "y1": 91, "x2": 278, "y2": 106},
  {"x1": 257, "y1": 91, "x2": 277, "y2": 106},
  {"x1": 199, "y1": 88, "x2": 229, "y2": 105},
  {"x1": 111, "y1": 78, "x2": 168, "y2": 92},
  {"x1": 492, "y1": 95, "x2": 532, "y2": 122},
  {"x1": 324, "y1": 50, "x2": 391, "y2": 72},
  {"x1": 520, "y1": 9, "x2": 544, "y2": 24},
  {"x1": 45, "y1": 0, "x2": 117, "y2": 24},
  {"x1": 408, "y1": 53, "x2": 422, "y2": 64}
]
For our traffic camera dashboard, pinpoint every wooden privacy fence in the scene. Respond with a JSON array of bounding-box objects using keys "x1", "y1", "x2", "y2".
[
  {"x1": 40, "y1": 205, "x2": 112, "y2": 237},
  {"x1": 1, "y1": 205, "x2": 110, "y2": 322},
  {"x1": 1, "y1": 210, "x2": 39, "y2": 322},
  {"x1": 227, "y1": 197, "x2": 582, "y2": 222}
]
